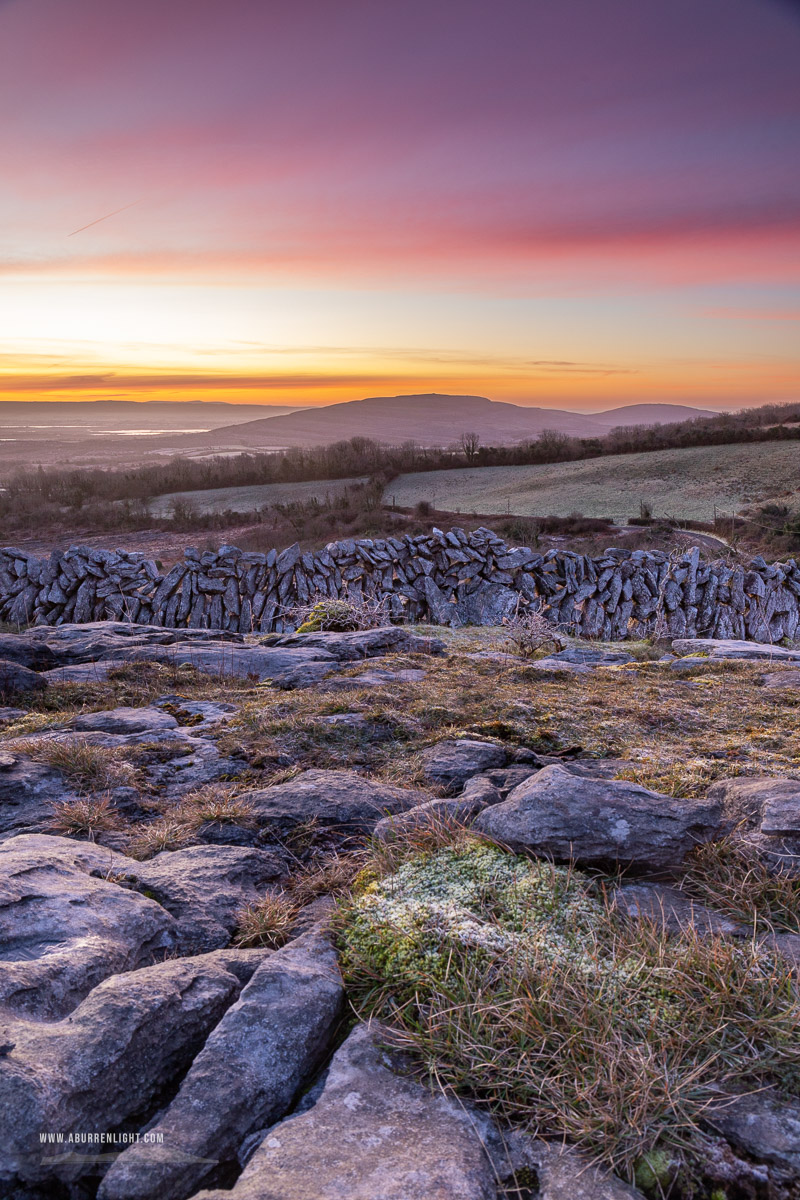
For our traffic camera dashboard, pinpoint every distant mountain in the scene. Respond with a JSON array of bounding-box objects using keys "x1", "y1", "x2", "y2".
[
  {"x1": 588, "y1": 403, "x2": 718, "y2": 429},
  {"x1": 201, "y1": 393, "x2": 719, "y2": 449}
]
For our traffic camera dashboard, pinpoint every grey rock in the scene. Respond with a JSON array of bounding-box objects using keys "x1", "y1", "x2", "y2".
[
  {"x1": 419, "y1": 575, "x2": 463, "y2": 626},
  {"x1": 761, "y1": 668, "x2": 800, "y2": 688},
  {"x1": 0, "y1": 754, "x2": 81, "y2": 839},
  {"x1": 0, "y1": 634, "x2": 57, "y2": 670},
  {"x1": 98, "y1": 930, "x2": 344, "y2": 1200},
  {"x1": 239, "y1": 769, "x2": 426, "y2": 835},
  {"x1": 474, "y1": 764, "x2": 721, "y2": 869},
  {"x1": 613, "y1": 883, "x2": 746, "y2": 937},
  {"x1": 328, "y1": 667, "x2": 426, "y2": 689},
  {"x1": 0, "y1": 952, "x2": 252, "y2": 1185},
  {"x1": 70, "y1": 705, "x2": 179, "y2": 735},
  {"x1": 127, "y1": 643, "x2": 341, "y2": 688},
  {"x1": 421, "y1": 739, "x2": 508, "y2": 791},
  {"x1": 0, "y1": 659, "x2": 47, "y2": 696},
  {"x1": 524, "y1": 656, "x2": 592, "y2": 674},
  {"x1": 122, "y1": 845, "x2": 288, "y2": 954},
  {"x1": 0, "y1": 707, "x2": 25, "y2": 727},
  {"x1": 705, "y1": 1091, "x2": 800, "y2": 1175},
  {"x1": 459, "y1": 581, "x2": 519, "y2": 626},
  {"x1": 552, "y1": 646, "x2": 634, "y2": 666},
  {"x1": 266, "y1": 626, "x2": 445, "y2": 660},
  {"x1": 0, "y1": 834, "x2": 177, "y2": 1018},
  {"x1": 514, "y1": 1139, "x2": 646, "y2": 1199},
  {"x1": 707, "y1": 775, "x2": 800, "y2": 873},
  {"x1": 372, "y1": 794, "x2": 491, "y2": 842},
  {"x1": 673, "y1": 638, "x2": 800, "y2": 662},
  {"x1": 193, "y1": 1021, "x2": 499, "y2": 1200},
  {"x1": 41, "y1": 659, "x2": 121, "y2": 683},
  {"x1": 154, "y1": 696, "x2": 238, "y2": 732}
]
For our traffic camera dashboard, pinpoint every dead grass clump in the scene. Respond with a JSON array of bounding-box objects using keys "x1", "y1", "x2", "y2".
[
  {"x1": 232, "y1": 892, "x2": 298, "y2": 948},
  {"x1": 176, "y1": 785, "x2": 256, "y2": 829},
  {"x1": 681, "y1": 835, "x2": 800, "y2": 934},
  {"x1": 47, "y1": 794, "x2": 125, "y2": 839},
  {"x1": 339, "y1": 841, "x2": 800, "y2": 1185},
  {"x1": 126, "y1": 818, "x2": 196, "y2": 859},
  {"x1": 288, "y1": 850, "x2": 368, "y2": 907},
  {"x1": 12, "y1": 736, "x2": 136, "y2": 791}
]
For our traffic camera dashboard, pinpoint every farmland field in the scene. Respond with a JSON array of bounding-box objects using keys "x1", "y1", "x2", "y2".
[
  {"x1": 384, "y1": 442, "x2": 800, "y2": 522},
  {"x1": 150, "y1": 476, "x2": 369, "y2": 517}
]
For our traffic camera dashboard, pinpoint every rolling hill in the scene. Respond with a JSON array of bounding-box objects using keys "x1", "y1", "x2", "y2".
[
  {"x1": 384, "y1": 441, "x2": 800, "y2": 523},
  {"x1": 199, "y1": 393, "x2": 717, "y2": 450}
]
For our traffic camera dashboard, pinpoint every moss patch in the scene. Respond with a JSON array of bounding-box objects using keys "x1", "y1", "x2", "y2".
[{"x1": 339, "y1": 839, "x2": 800, "y2": 1183}]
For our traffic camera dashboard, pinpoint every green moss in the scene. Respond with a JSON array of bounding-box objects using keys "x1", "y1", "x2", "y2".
[{"x1": 634, "y1": 1148, "x2": 677, "y2": 1194}]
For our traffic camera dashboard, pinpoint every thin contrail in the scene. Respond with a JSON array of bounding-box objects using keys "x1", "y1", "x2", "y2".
[{"x1": 68, "y1": 200, "x2": 139, "y2": 237}]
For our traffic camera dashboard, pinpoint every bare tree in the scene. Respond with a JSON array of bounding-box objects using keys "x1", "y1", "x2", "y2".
[{"x1": 458, "y1": 431, "x2": 481, "y2": 463}]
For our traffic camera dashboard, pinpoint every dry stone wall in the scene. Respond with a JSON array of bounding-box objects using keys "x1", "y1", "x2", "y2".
[{"x1": 1, "y1": 527, "x2": 798, "y2": 642}]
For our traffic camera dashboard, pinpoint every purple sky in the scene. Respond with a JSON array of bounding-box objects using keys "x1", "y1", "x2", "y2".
[{"x1": 0, "y1": 0, "x2": 798, "y2": 409}]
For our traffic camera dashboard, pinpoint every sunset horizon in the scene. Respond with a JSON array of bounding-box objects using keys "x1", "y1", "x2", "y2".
[{"x1": 2, "y1": 0, "x2": 798, "y2": 414}]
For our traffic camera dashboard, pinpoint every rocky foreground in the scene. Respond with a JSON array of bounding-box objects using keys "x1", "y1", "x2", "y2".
[{"x1": 0, "y1": 622, "x2": 799, "y2": 1199}]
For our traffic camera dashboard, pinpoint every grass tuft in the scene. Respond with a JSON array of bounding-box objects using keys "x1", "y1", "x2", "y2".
[
  {"x1": 680, "y1": 835, "x2": 800, "y2": 934},
  {"x1": 10, "y1": 735, "x2": 136, "y2": 791},
  {"x1": 232, "y1": 892, "x2": 298, "y2": 948},
  {"x1": 338, "y1": 838, "x2": 800, "y2": 1183},
  {"x1": 47, "y1": 794, "x2": 125, "y2": 839}
]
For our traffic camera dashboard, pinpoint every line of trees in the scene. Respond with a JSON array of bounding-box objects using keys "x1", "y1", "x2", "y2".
[{"x1": 2, "y1": 400, "x2": 800, "y2": 529}]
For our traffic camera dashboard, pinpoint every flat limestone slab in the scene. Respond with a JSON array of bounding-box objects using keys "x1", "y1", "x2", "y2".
[{"x1": 672, "y1": 638, "x2": 800, "y2": 662}]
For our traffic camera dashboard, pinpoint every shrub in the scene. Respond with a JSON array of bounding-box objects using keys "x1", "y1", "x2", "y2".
[
  {"x1": 502, "y1": 609, "x2": 566, "y2": 657},
  {"x1": 293, "y1": 595, "x2": 390, "y2": 633}
]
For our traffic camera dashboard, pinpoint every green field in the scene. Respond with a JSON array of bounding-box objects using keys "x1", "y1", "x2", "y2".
[
  {"x1": 150, "y1": 476, "x2": 368, "y2": 518},
  {"x1": 384, "y1": 442, "x2": 800, "y2": 522}
]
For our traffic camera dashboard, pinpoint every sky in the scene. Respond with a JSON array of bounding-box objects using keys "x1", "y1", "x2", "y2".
[{"x1": 1, "y1": 0, "x2": 799, "y2": 413}]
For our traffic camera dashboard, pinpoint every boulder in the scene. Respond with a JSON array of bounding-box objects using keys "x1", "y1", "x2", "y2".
[
  {"x1": 421, "y1": 739, "x2": 508, "y2": 791},
  {"x1": 192, "y1": 1022, "x2": 499, "y2": 1200},
  {"x1": 239, "y1": 769, "x2": 426, "y2": 835},
  {"x1": 0, "y1": 634, "x2": 57, "y2": 671},
  {"x1": 707, "y1": 775, "x2": 800, "y2": 873},
  {"x1": 0, "y1": 756, "x2": 80, "y2": 840},
  {"x1": 524, "y1": 656, "x2": 592, "y2": 674},
  {"x1": 474, "y1": 764, "x2": 721, "y2": 869},
  {"x1": 265, "y1": 627, "x2": 445, "y2": 660},
  {"x1": 26, "y1": 622, "x2": 242, "y2": 664},
  {"x1": 0, "y1": 834, "x2": 177, "y2": 1017},
  {"x1": 126, "y1": 644, "x2": 341, "y2": 688},
  {"x1": 98, "y1": 931, "x2": 344, "y2": 1200},
  {"x1": 123, "y1": 845, "x2": 288, "y2": 954},
  {"x1": 0, "y1": 659, "x2": 47, "y2": 697},
  {"x1": 0, "y1": 952, "x2": 256, "y2": 1186}
]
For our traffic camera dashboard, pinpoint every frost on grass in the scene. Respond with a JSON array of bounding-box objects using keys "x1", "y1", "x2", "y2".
[{"x1": 339, "y1": 838, "x2": 800, "y2": 1186}]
